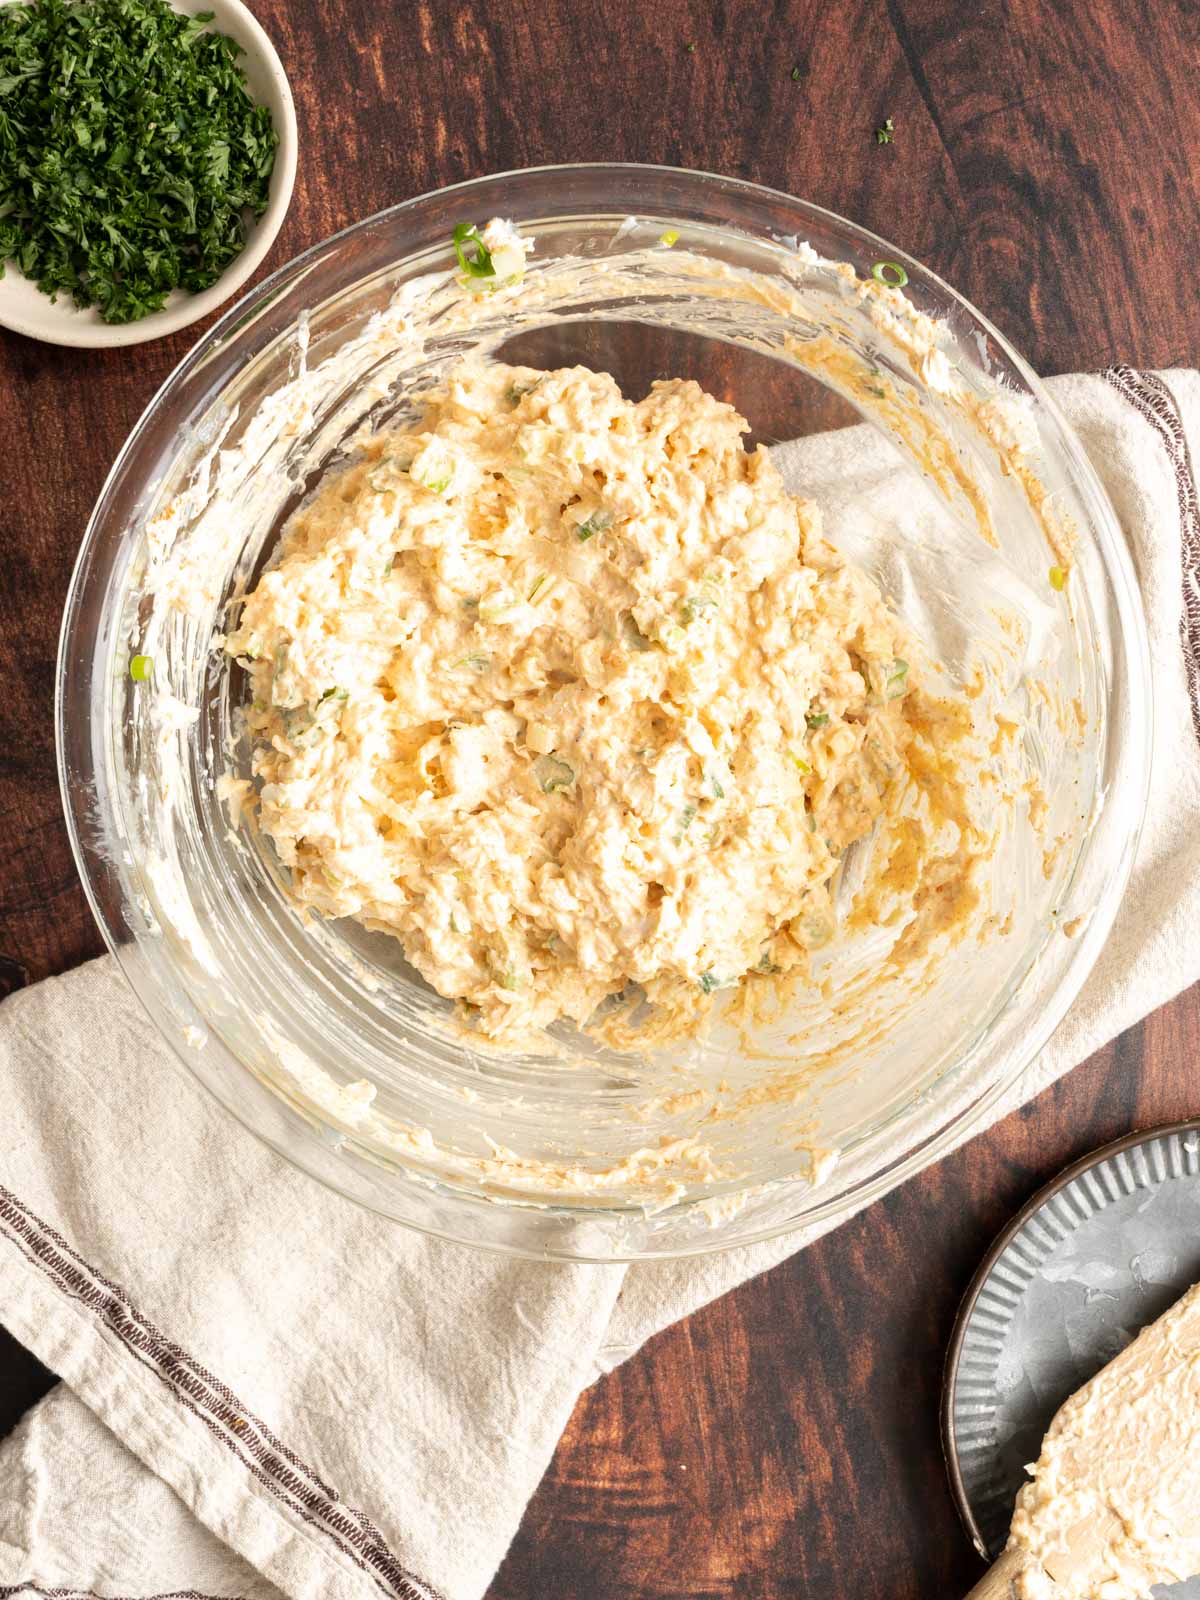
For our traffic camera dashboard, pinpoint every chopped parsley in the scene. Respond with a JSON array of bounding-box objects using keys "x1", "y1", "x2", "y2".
[
  {"x1": 874, "y1": 116, "x2": 895, "y2": 145},
  {"x1": 790, "y1": 64, "x2": 801, "y2": 80},
  {"x1": 0, "y1": 0, "x2": 278, "y2": 323},
  {"x1": 806, "y1": 710, "x2": 830, "y2": 729}
]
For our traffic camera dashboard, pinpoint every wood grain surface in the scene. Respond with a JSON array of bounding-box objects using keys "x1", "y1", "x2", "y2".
[{"x1": 0, "y1": 0, "x2": 1197, "y2": 1594}]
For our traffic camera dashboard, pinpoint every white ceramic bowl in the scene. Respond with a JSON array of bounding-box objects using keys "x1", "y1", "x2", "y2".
[{"x1": 0, "y1": 0, "x2": 297, "y2": 348}]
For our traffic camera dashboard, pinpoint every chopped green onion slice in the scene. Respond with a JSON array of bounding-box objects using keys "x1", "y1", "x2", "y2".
[
  {"x1": 790, "y1": 65, "x2": 801, "y2": 80},
  {"x1": 452, "y1": 222, "x2": 496, "y2": 280},
  {"x1": 534, "y1": 753, "x2": 575, "y2": 793},
  {"x1": 680, "y1": 593, "x2": 718, "y2": 625},
  {"x1": 887, "y1": 659, "x2": 909, "y2": 698},
  {"x1": 1049, "y1": 565, "x2": 1066, "y2": 591},
  {"x1": 789, "y1": 751, "x2": 811, "y2": 774},
  {"x1": 129, "y1": 654, "x2": 153, "y2": 682},
  {"x1": 453, "y1": 653, "x2": 490, "y2": 672},
  {"x1": 698, "y1": 970, "x2": 721, "y2": 993},
  {"x1": 659, "y1": 229, "x2": 679, "y2": 247},
  {"x1": 806, "y1": 710, "x2": 830, "y2": 729},
  {"x1": 576, "y1": 508, "x2": 615, "y2": 542},
  {"x1": 527, "y1": 573, "x2": 548, "y2": 603},
  {"x1": 497, "y1": 969, "x2": 523, "y2": 992},
  {"x1": 872, "y1": 261, "x2": 908, "y2": 288},
  {"x1": 674, "y1": 802, "x2": 698, "y2": 844},
  {"x1": 709, "y1": 773, "x2": 725, "y2": 799}
]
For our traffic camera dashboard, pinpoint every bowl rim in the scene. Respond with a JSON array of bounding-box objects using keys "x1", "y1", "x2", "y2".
[
  {"x1": 0, "y1": 0, "x2": 298, "y2": 349},
  {"x1": 56, "y1": 162, "x2": 1155, "y2": 1259}
]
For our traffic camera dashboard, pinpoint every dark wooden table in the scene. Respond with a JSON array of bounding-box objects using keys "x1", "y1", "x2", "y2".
[{"x1": 2, "y1": 1, "x2": 1197, "y2": 1594}]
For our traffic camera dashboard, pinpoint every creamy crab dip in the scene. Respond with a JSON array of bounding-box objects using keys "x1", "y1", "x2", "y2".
[{"x1": 225, "y1": 358, "x2": 976, "y2": 1041}]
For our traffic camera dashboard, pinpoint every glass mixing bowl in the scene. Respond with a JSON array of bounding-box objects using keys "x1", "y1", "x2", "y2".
[{"x1": 58, "y1": 165, "x2": 1151, "y2": 1260}]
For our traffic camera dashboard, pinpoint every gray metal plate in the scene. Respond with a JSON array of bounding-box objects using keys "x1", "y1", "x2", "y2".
[{"x1": 942, "y1": 1121, "x2": 1200, "y2": 1597}]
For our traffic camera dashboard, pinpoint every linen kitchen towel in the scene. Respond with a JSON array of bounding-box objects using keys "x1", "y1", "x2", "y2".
[{"x1": 0, "y1": 368, "x2": 1197, "y2": 1600}]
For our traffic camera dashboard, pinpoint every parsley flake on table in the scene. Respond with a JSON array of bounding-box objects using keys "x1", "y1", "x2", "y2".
[
  {"x1": 874, "y1": 116, "x2": 895, "y2": 145},
  {"x1": 0, "y1": 0, "x2": 278, "y2": 323}
]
